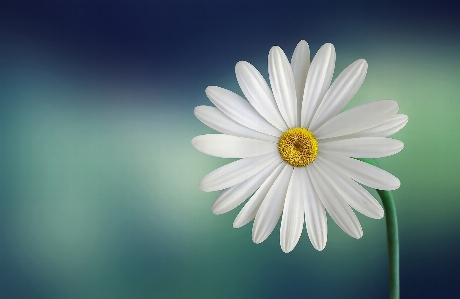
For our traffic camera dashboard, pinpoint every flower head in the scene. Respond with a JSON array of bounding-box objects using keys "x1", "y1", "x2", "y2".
[{"x1": 192, "y1": 40, "x2": 407, "y2": 252}]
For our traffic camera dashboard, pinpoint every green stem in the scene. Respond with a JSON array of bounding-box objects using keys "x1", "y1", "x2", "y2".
[{"x1": 359, "y1": 158, "x2": 400, "y2": 299}]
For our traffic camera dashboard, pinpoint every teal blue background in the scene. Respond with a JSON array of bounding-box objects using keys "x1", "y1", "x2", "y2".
[{"x1": 1, "y1": 1, "x2": 460, "y2": 298}]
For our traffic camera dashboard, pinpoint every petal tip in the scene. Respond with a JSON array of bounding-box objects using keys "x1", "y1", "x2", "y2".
[
  {"x1": 210, "y1": 206, "x2": 221, "y2": 215},
  {"x1": 391, "y1": 177, "x2": 401, "y2": 190},
  {"x1": 233, "y1": 219, "x2": 243, "y2": 228},
  {"x1": 252, "y1": 228, "x2": 265, "y2": 244},
  {"x1": 390, "y1": 99, "x2": 399, "y2": 109},
  {"x1": 352, "y1": 229, "x2": 363, "y2": 239},
  {"x1": 356, "y1": 59, "x2": 368, "y2": 72},
  {"x1": 269, "y1": 45, "x2": 286, "y2": 58},
  {"x1": 205, "y1": 85, "x2": 219, "y2": 96},
  {"x1": 357, "y1": 58, "x2": 367, "y2": 66},
  {"x1": 198, "y1": 182, "x2": 205, "y2": 191},
  {"x1": 321, "y1": 43, "x2": 335, "y2": 52},
  {"x1": 311, "y1": 236, "x2": 327, "y2": 251},
  {"x1": 295, "y1": 40, "x2": 309, "y2": 50},
  {"x1": 191, "y1": 136, "x2": 198, "y2": 147},
  {"x1": 193, "y1": 106, "x2": 206, "y2": 118},
  {"x1": 375, "y1": 210, "x2": 385, "y2": 219},
  {"x1": 210, "y1": 199, "x2": 222, "y2": 214},
  {"x1": 281, "y1": 244, "x2": 294, "y2": 253},
  {"x1": 235, "y1": 60, "x2": 249, "y2": 71},
  {"x1": 313, "y1": 244, "x2": 326, "y2": 251},
  {"x1": 198, "y1": 180, "x2": 211, "y2": 192}
]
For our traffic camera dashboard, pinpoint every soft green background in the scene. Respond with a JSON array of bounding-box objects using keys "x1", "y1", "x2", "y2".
[{"x1": 1, "y1": 1, "x2": 460, "y2": 298}]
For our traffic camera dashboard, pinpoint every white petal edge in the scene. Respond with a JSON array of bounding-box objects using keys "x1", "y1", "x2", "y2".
[
  {"x1": 309, "y1": 59, "x2": 368, "y2": 131},
  {"x1": 205, "y1": 86, "x2": 282, "y2": 137},
  {"x1": 192, "y1": 134, "x2": 278, "y2": 158},
  {"x1": 301, "y1": 43, "x2": 336, "y2": 128},
  {"x1": 344, "y1": 114, "x2": 408, "y2": 139},
  {"x1": 211, "y1": 158, "x2": 282, "y2": 215},
  {"x1": 268, "y1": 46, "x2": 298, "y2": 128},
  {"x1": 319, "y1": 137, "x2": 404, "y2": 158},
  {"x1": 315, "y1": 157, "x2": 384, "y2": 219},
  {"x1": 235, "y1": 61, "x2": 288, "y2": 132},
  {"x1": 291, "y1": 40, "x2": 310, "y2": 123},
  {"x1": 252, "y1": 164, "x2": 293, "y2": 243},
  {"x1": 233, "y1": 162, "x2": 286, "y2": 228},
  {"x1": 301, "y1": 168, "x2": 328, "y2": 251},
  {"x1": 318, "y1": 151, "x2": 400, "y2": 190},
  {"x1": 313, "y1": 100, "x2": 399, "y2": 140},
  {"x1": 194, "y1": 106, "x2": 279, "y2": 143},
  {"x1": 280, "y1": 167, "x2": 305, "y2": 253},
  {"x1": 307, "y1": 163, "x2": 363, "y2": 239},
  {"x1": 199, "y1": 151, "x2": 280, "y2": 192}
]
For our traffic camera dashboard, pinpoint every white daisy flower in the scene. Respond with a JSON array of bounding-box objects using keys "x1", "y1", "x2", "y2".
[{"x1": 192, "y1": 40, "x2": 408, "y2": 253}]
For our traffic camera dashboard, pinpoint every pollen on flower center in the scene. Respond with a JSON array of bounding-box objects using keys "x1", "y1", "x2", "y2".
[{"x1": 278, "y1": 128, "x2": 318, "y2": 167}]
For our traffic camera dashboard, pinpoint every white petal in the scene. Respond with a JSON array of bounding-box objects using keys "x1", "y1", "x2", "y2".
[
  {"x1": 211, "y1": 158, "x2": 282, "y2": 215},
  {"x1": 233, "y1": 162, "x2": 286, "y2": 228},
  {"x1": 194, "y1": 106, "x2": 279, "y2": 143},
  {"x1": 252, "y1": 164, "x2": 293, "y2": 243},
  {"x1": 199, "y1": 152, "x2": 280, "y2": 192},
  {"x1": 291, "y1": 40, "x2": 310, "y2": 123},
  {"x1": 268, "y1": 46, "x2": 298, "y2": 128},
  {"x1": 302, "y1": 168, "x2": 328, "y2": 251},
  {"x1": 318, "y1": 151, "x2": 400, "y2": 190},
  {"x1": 280, "y1": 168, "x2": 305, "y2": 253},
  {"x1": 309, "y1": 59, "x2": 368, "y2": 131},
  {"x1": 301, "y1": 43, "x2": 336, "y2": 128},
  {"x1": 346, "y1": 114, "x2": 408, "y2": 138},
  {"x1": 314, "y1": 100, "x2": 399, "y2": 139},
  {"x1": 205, "y1": 86, "x2": 282, "y2": 137},
  {"x1": 315, "y1": 157, "x2": 384, "y2": 219},
  {"x1": 192, "y1": 134, "x2": 278, "y2": 158},
  {"x1": 307, "y1": 163, "x2": 363, "y2": 239},
  {"x1": 319, "y1": 137, "x2": 404, "y2": 158},
  {"x1": 235, "y1": 61, "x2": 288, "y2": 131}
]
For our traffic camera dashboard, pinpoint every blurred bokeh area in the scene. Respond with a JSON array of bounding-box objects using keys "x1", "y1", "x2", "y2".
[{"x1": 1, "y1": 1, "x2": 460, "y2": 298}]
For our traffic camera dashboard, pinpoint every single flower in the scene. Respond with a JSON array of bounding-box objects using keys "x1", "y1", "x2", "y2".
[{"x1": 192, "y1": 40, "x2": 408, "y2": 253}]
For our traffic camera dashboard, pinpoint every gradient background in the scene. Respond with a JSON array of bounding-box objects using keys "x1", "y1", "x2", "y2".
[{"x1": 1, "y1": 1, "x2": 460, "y2": 298}]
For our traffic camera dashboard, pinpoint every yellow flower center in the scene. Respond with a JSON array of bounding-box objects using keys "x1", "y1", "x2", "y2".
[{"x1": 278, "y1": 127, "x2": 318, "y2": 167}]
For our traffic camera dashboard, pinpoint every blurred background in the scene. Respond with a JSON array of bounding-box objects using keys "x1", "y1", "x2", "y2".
[{"x1": 1, "y1": 0, "x2": 459, "y2": 298}]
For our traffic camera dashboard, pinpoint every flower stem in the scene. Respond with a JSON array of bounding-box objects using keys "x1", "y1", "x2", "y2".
[{"x1": 359, "y1": 158, "x2": 400, "y2": 299}]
